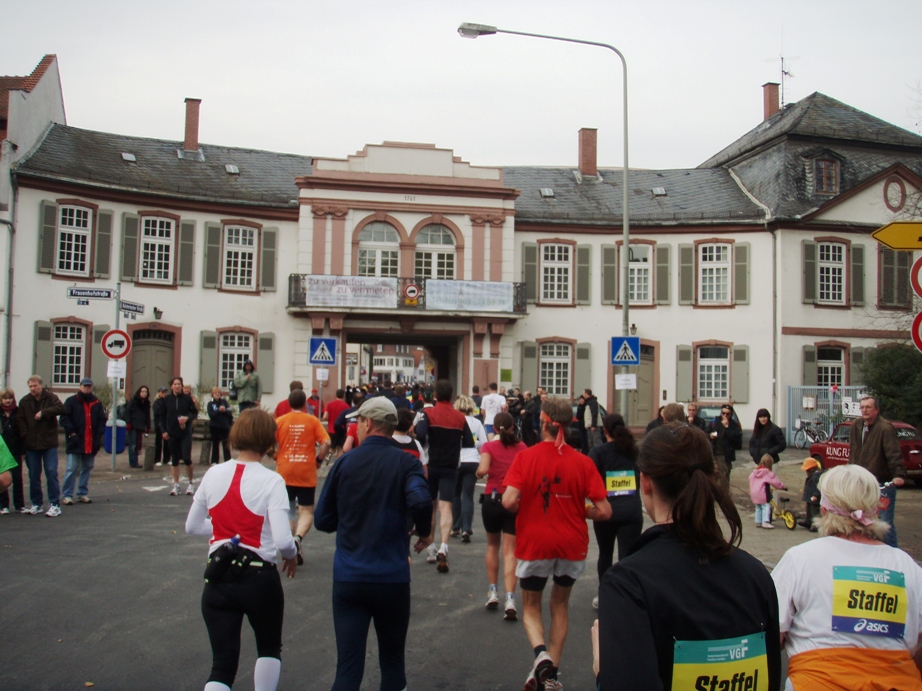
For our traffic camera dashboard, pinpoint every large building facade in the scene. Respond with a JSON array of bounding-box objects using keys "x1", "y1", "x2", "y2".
[{"x1": 2, "y1": 58, "x2": 920, "y2": 433}]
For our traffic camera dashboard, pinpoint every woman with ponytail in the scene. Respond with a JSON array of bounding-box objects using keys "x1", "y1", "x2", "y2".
[
  {"x1": 476, "y1": 411, "x2": 527, "y2": 620},
  {"x1": 593, "y1": 422, "x2": 781, "y2": 690}
]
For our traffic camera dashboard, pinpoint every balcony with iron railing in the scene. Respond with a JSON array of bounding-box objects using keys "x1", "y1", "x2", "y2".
[{"x1": 288, "y1": 275, "x2": 527, "y2": 316}]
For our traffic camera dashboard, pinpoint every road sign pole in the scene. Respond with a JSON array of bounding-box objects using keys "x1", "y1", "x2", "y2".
[{"x1": 111, "y1": 282, "x2": 121, "y2": 471}]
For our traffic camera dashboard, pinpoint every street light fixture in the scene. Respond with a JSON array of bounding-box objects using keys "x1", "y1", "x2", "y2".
[{"x1": 459, "y1": 22, "x2": 633, "y2": 423}]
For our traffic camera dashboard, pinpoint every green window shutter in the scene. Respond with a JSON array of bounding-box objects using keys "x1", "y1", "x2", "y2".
[
  {"x1": 203, "y1": 223, "x2": 222, "y2": 289},
  {"x1": 260, "y1": 227, "x2": 278, "y2": 292},
  {"x1": 678, "y1": 244, "x2": 695, "y2": 305},
  {"x1": 574, "y1": 342, "x2": 591, "y2": 397},
  {"x1": 802, "y1": 345, "x2": 817, "y2": 386},
  {"x1": 731, "y1": 345, "x2": 749, "y2": 404},
  {"x1": 676, "y1": 345, "x2": 693, "y2": 402},
  {"x1": 655, "y1": 244, "x2": 670, "y2": 305},
  {"x1": 121, "y1": 213, "x2": 140, "y2": 281},
  {"x1": 257, "y1": 332, "x2": 275, "y2": 394},
  {"x1": 522, "y1": 243, "x2": 538, "y2": 304},
  {"x1": 91, "y1": 324, "x2": 110, "y2": 385},
  {"x1": 38, "y1": 200, "x2": 57, "y2": 273},
  {"x1": 575, "y1": 245, "x2": 591, "y2": 305},
  {"x1": 896, "y1": 250, "x2": 912, "y2": 308},
  {"x1": 850, "y1": 244, "x2": 864, "y2": 307},
  {"x1": 520, "y1": 341, "x2": 538, "y2": 393},
  {"x1": 177, "y1": 220, "x2": 195, "y2": 286},
  {"x1": 601, "y1": 244, "x2": 617, "y2": 304},
  {"x1": 849, "y1": 347, "x2": 866, "y2": 386},
  {"x1": 94, "y1": 210, "x2": 113, "y2": 279},
  {"x1": 734, "y1": 242, "x2": 749, "y2": 305},
  {"x1": 34, "y1": 321, "x2": 54, "y2": 385},
  {"x1": 803, "y1": 240, "x2": 817, "y2": 304},
  {"x1": 880, "y1": 246, "x2": 896, "y2": 306},
  {"x1": 200, "y1": 331, "x2": 218, "y2": 390}
]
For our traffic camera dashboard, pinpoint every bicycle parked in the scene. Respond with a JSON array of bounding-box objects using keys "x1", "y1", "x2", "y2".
[{"x1": 793, "y1": 416, "x2": 828, "y2": 449}]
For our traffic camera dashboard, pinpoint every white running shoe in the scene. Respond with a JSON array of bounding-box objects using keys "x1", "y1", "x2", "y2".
[
  {"x1": 504, "y1": 596, "x2": 517, "y2": 621},
  {"x1": 486, "y1": 590, "x2": 499, "y2": 609},
  {"x1": 28, "y1": 504, "x2": 43, "y2": 515},
  {"x1": 426, "y1": 544, "x2": 438, "y2": 563},
  {"x1": 524, "y1": 652, "x2": 553, "y2": 691},
  {"x1": 761, "y1": 522, "x2": 774, "y2": 529},
  {"x1": 170, "y1": 484, "x2": 180, "y2": 496},
  {"x1": 186, "y1": 483, "x2": 195, "y2": 495},
  {"x1": 592, "y1": 596, "x2": 599, "y2": 610},
  {"x1": 46, "y1": 504, "x2": 62, "y2": 517}
]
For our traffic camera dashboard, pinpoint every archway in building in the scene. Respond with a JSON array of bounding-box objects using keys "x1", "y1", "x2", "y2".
[{"x1": 344, "y1": 331, "x2": 462, "y2": 394}]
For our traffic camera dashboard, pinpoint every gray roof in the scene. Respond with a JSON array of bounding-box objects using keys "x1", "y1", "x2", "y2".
[
  {"x1": 14, "y1": 124, "x2": 313, "y2": 208},
  {"x1": 503, "y1": 166, "x2": 765, "y2": 226},
  {"x1": 701, "y1": 92, "x2": 922, "y2": 169}
]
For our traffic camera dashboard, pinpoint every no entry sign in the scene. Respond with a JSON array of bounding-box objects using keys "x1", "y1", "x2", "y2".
[
  {"x1": 913, "y1": 312, "x2": 922, "y2": 355},
  {"x1": 101, "y1": 329, "x2": 131, "y2": 359}
]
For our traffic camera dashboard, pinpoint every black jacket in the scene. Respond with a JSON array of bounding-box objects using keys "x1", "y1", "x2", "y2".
[
  {"x1": 206, "y1": 398, "x2": 234, "y2": 430},
  {"x1": 748, "y1": 422, "x2": 786, "y2": 463},
  {"x1": 125, "y1": 396, "x2": 152, "y2": 432},
  {"x1": 17, "y1": 389, "x2": 65, "y2": 451},
  {"x1": 164, "y1": 393, "x2": 198, "y2": 437},
  {"x1": 709, "y1": 418, "x2": 742, "y2": 462},
  {"x1": 0, "y1": 407, "x2": 24, "y2": 458},
  {"x1": 61, "y1": 392, "x2": 107, "y2": 455},
  {"x1": 152, "y1": 396, "x2": 167, "y2": 431},
  {"x1": 588, "y1": 441, "x2": 642, "y2": 523},
  {"x1": 584, "y1": 396, "x2": 600, "y2": 427},
  {"x1": 599, "y1": 526, "x2": 781, "y2": 691}
]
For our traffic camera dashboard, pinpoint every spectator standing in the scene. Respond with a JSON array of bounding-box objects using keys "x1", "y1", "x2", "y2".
[
  {"x1": 234, "y1": 360, "x2": 261, "y2": 413},
  {"x1": 17, "y1": 374, "x2": 65, "y2": 516},
  {"x1": 0, "y1": 387, "x2": 25, "y2": 514},
  {"x1": 275, "y1": 389, "x2": 330, "y2": 565},
  {"x1": 748, "y1": 408, "x2": 786, "y2": 464},
  {"x1": 502, "y1": 398, "x2": 611, "y2": 690},
  {"x1": 582, "y1": 389, "x2": 601, "y2": 451},
  {"x1": 848, "y1": 394, "x2": 906, "y2": 547},
  {"x1": 685, "y1": 402, "x2": 707, "y2": 432},
  {"x1": 645, "y1": 406, "x2": 665, "y2": 433},
  {"x1": 314, "y1": 397, "x2": 433, "y2": 691},
  {"x1": 60, "y1": 378, "x2": 106, "y2": 504},
  {"x1": 708, "y1": 404, "x2": 742, "y2": 487},
  {"x1": 152, "y1": 386, "x2": 171, "y2": 467},
  {"x1": 206, "y1": 387, "x2": 233, "y2": 465},
  {"x1": 125, "y1": 385, "x2": 152, "y2": 469},
  {"x1": 480, "y1": 382, "x2": 507, "y2": 439},
  {"x1": 798, "y1": 457, "x2": 823, "y2": 531},
  {"x1": 163, "y1": 376, "x2": 199, "y2": 496}
]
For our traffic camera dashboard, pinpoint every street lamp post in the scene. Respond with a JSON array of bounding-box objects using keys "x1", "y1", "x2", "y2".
[{"x1": 459, "y1": 23, "x2": 632, "y2": 423}]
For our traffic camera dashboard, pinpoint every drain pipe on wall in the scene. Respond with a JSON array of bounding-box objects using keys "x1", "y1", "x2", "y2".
[{"x1": 0, "y1": 215, "x2": 14, "y2": 389}]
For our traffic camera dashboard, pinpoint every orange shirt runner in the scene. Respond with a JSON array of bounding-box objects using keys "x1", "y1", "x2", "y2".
[{"x1": 275, "y1": 411, "x2": 330, "y2": 488}]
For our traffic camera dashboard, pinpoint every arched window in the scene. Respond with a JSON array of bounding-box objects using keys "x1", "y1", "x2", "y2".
[
  {"x1": 415, "y1": 224, "x2": 456, "y2": 280},
  {"x1": 358, "y1": 222, "x2": 400, "y2": 277}
]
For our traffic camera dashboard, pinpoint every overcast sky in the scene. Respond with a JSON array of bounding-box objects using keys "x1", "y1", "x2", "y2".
[{"x1": 4, "y1": 0, "x2": 921, "y2": 171}]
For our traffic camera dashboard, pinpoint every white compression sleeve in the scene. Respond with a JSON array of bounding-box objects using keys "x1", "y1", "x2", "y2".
[{"x1": 253, "y1": 656, "x2": 281, "y2": 691}]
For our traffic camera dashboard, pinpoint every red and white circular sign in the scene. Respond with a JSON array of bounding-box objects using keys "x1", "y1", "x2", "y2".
[
  {"x1": 404, "y1": 283, "x2": 420, "y2": 300},
  {"x1": 912, "y1": 312, "x2": 922, "y2": 355},
  {"x1": 101, "y1": 329, "x2": 132, "y2": 359},
  {"x1": 911, "y1": 256, "x2": 922, "y2": 300}
]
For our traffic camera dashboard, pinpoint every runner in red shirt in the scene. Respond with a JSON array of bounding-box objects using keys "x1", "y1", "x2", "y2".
[
  {"x1": 321, "y1": 389, "x2": 350, "y2": 463},
  {"x1": 503, "y1": 398, "x2": 610, "y2": 691}
]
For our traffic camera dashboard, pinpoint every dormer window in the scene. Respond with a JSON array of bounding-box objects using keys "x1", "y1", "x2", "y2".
[{"x1": 815, "y1": 159, "x2": 838, "y2": 194}]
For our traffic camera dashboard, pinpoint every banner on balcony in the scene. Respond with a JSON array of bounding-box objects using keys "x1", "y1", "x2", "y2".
[
  {"x1": 425, "y1": 280, "x2": 514, "y2": 312},
  {"x1": 303, "y1": 276, "x2": 398, "y2": 308}
]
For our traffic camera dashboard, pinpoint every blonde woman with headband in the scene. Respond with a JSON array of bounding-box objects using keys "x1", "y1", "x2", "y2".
[{"x1": 772, "y1": 465, "x2": 922, "y2": 690}]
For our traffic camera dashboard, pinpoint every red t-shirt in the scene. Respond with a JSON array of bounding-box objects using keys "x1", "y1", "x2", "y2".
[
  {"x1": 324, "y1": 399, "x2": 350, "y2": 433},
  {"x1": 274, "y1": 400, "x2": 292, "y2": 418},
  {"x1": 504, "y1": 441, "x2": 607, "y2": 562},
  {"x1": 481, "y1": 439, "x2": 527, "y2": 494}
]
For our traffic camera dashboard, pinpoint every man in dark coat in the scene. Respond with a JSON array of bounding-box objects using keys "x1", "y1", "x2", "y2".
[
  {"x1": 17, "y1": 374, "x2": 65, "y2": 515},
  {"x1": 60, "y1": 378, "x2": 107, "y2": 504}
]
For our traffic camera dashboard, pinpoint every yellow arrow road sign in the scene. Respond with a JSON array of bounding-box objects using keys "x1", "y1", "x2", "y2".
[{"x1": 872, "y1": 221, "x2": 922, "y2": 250}]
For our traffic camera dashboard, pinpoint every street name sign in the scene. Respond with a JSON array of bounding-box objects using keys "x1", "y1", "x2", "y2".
[
  {"x1": 120, "y1": 300, "x2": 145, "y2": 315},
  {"x1": 871, "y1": 221, "x2": 922, "y2": 251},
  {"x1": 67, "y1": 287, "x2": 114, "y2": 300}
]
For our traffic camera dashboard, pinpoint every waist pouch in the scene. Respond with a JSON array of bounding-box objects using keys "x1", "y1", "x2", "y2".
[
  {"x1": 480, "y1": 491, "x2": 504, "y2": 504},
  {"x1": 204, "y1": 545, "x2": 270, "y2": 583}
]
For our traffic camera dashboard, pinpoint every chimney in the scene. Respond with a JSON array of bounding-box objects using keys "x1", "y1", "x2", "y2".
[
  {"x1": 183, "y1": 98, "x2": 202, "y2": 152},
  {"x1": 762, "y1": 83, "x2": 780, "y2": 121},
  {"x1": 578, "y1": 128, "x2": 598, "y2": 177}
]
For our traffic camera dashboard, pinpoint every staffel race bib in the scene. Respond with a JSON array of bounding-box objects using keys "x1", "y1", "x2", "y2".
[
  {"x1": 605, "y1": 470, "x2": 637, "y2": 497},
  {"x1": 672, "y1": 631, "x2": 768, "y2": 690},
  {"x1": 831, "y1": 566, "x2": 907, "y2": 639}
]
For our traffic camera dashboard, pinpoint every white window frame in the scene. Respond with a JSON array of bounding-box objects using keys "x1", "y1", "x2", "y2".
[
  {"x1": 697, "y1": 345, "x2": 729, "y2": 401},
  {"x1": 817, "y1": 242, "x2": 845, "y2": 305},
  {"x1": 816, "y1": 347, "x2": 844, "y2": 387},
  {"x1": 624, "y1": 244, "x2": 653, "y2": 305},
  {"x1": 140, "y1": 217, "x2": 175, "y2": 284},
  {"x1": 358, "y1": 222, "x2": 400, "y2": 278},
  {"x1": 53, "y1": 324, "x2": 85, "y2": 387},
  {"x1": 539, "y1": 342, "x2": 571, "y2": 397},
  {"x1": 540, "y1": 243, "x2": 572, "y2": 304},
  {"x1": 56, "y1": 206, "x2": 92, "y2": 277},
  {"x1": 414, "y1": 225, "x2": 456, "y2": 280},
  {"x1": 219, "y1": 333, "x2": 253, "y2": 390},
  {"x1": 223, "y1": 225, "x2": 257, "y2": 291},
  {"x1": 698, "y1": 244, "x2": 731, "y2": 305}
]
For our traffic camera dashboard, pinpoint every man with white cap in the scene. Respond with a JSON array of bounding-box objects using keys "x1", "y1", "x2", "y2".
[{"x1": 315, "y1": 396, "x2": 433, "y2": 691}]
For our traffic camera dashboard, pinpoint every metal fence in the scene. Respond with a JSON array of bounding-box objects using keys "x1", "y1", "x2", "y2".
[{"x1": 786, "y1": 385, "x2": 865, "y2": 443}]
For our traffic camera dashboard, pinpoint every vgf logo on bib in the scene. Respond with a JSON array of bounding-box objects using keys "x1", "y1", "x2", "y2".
[
  {"x1": 831, "y1": 566, "x2": 907, "y2": 639},
  {"x1": 672, "y1": 631, "x2": 768, "y2": 690}
]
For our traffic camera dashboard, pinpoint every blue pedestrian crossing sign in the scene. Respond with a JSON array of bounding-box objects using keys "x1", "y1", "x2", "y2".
[
  {"x1": 611, "y1": 337, "x2": 640, "y2": 366},
  {"x1": 309, "y1": 337, "x2": 337, "y2": 365}
]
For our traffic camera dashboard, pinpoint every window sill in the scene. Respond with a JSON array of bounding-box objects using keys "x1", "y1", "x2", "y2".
[
  {"x1": 133, "y1": 282, "x2": 179, "y2": 291},
  {"x1": 536, "y1": 301, "x2": 576, "y2": 308},
  {"x1": 219, "y1": 287, "x2": 261, "y2": 296},
  {"x1": 812, "y1": 302, "x2": 850, "y2": 310},
  {"x1": 51, "y1": 274, "x2": 95, "y2": 283},
  {"x1": 693, "y1": 303, "x2": 735, "y2": 310}
]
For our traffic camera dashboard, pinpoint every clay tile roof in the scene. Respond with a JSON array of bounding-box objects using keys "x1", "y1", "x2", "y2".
[{"x1": 1, "y1": 55, "x2": 56, "y2": 119}]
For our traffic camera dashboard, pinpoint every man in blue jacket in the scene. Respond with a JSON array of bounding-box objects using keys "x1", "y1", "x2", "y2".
[
  {"x1": 315, "y1": 396, "x2": 432, "y2": 691},
  {"x1": 60, "y1": 378, "x2": 107, "y2": 506}
]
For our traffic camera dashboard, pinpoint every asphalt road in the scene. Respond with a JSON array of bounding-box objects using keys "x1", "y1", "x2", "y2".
[{"x1": 1, "y1": 446, "x2": 918, "y2": 690}]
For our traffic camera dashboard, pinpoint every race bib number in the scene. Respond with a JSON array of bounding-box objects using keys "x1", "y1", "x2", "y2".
[
  {"x1": 605, "y1": 470, "x2": 636, "y2": 497},
  {"x1": 831, "y1": 566, "x2": 906, "y2": 639},
  {"x1": 672, "y1": 632, "x2": 767, "y2": 691}
]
